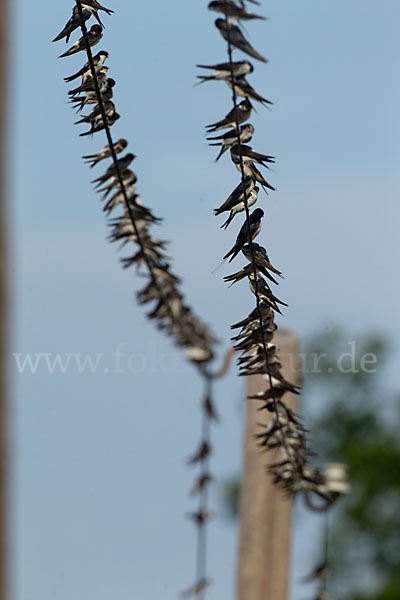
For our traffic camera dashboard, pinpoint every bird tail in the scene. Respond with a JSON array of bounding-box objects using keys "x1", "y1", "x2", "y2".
[
  {"x1": 221, "y1": 212, "x2": 234, "y2": 229},
  {"x1": 52, "y1": 28, "x2": 68, "y2": 43},
  {"x1": 214, "y1": 145, "x2": 227, "y2": 162}
]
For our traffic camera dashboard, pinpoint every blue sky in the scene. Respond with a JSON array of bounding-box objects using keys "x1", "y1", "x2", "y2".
[{"x1": 8, "y1": 1, "x2": 400, "y2": 599}]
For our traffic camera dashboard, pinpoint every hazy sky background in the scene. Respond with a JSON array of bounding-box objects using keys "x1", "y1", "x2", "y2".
[{"x1": 9, "y1": 0, "x2": 400, "y2": 599}]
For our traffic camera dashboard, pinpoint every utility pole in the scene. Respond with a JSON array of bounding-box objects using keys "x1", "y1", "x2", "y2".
[
  {"x1": 236, "y1": 330, "x2": 299, "y2": 600},
  {"x1": 0, "y1": 0, "x2": 7, "y2": 597}
]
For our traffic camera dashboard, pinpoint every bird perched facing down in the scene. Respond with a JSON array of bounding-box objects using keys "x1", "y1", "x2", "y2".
[
  {"x1": 226, "y1": 77, "x2": 272, "y2": 106},
  {"x1": 92, "y1": 153, "x2": 136, "y2": 186},
  {"x1": 206, "y1": 98, "x2": 252, "y2": 132},
  {"x1": 186, "y1": 510, "x2": 212, "y2": 525},
  {"x1": 202, "y1": 395, "x2": 219, "y2": 421},
  {"x1": 83, "y1": 138, "x2": 128, "y2": 168},
  {"x1": 81, "y1": 0, "x2": 114, "y2": 15},
  {"x1": 207, "y1": 123, "x2": 254, "y2": 161},
  {"x1": 187, "y1": 441, "x2": 211, "y2": 465},
  {"x1": 64, "y1": 50, "x2": 109, "y2": 82},
  {"x1": 196, "y1": 59, "x2": 253, "y2": 83},
  {"x1": 223, "y1": 208, "x2": 264, "y2": 262},
  {"x1": 208, "y1": 0, "x2": 266, "y2": 20},
  {"x1": 58, "y1": 24, "x2": 103, "y2": 58},
  {"x1": 214, "y1": 175, "x2": 255, "y2": 216},
  {"x1": 52, "y1": 5, "x2": 101, "y2": 44},
  {"x1": 215, "y1": 19, "x2": 267, "y2": 63}
]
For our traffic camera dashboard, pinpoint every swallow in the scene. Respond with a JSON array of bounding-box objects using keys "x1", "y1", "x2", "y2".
[
  {"x1": 64, "y1": 50, "x2": 109, "y2": 82},
  {"x1": 226, "y1": 77, "x2": 272, "y2": 106},
  {"x1": 92, "y1": 153, "x2": 136, "y2": 186},
  {"x1": 248, "y1": 273, "x2": 288, "y2": 312},
  {"x1": 58, "y1": 24, "x2": 103, "y2": 58},
  {"x1": 230, "y1": 144, "x2": 275, "y2": 168},
  {"x1": 82, "y1": 138, "x2": 128, "y2": 167},
  {"x1": 79, "y1": 110, "x2": 120, "y2": 136},
  {"x1": 70, "y1": 78, "x2": 115, "y2": 111},
  {"x1": 52, "y1": 6, "x2": 99, "y2": 44},
  {"x1": 207, "y1": 123, "x2": 254, "y2": 161},
  {"x1": 196, "y1": 59, "x2": 253, "y2": 84},
  {"x1": 223, "y1": 207, "x2": 264, "y2": 262},
  {"x1": 68, "y1": 71, "x2": 111, "y2": 96},
  {"x1": 206, "y1": 98, "x2": 252, "y2": 132},
  {"x1": 214, "y1": 176, "x2": 255, "y2": 215},
  {"x1": 67, "y1": 66, "x2": 109, "y2": 95},
  {"x1": 242, "y1": 243, "x2": 284, "y2": 278},
  {"x1": 181, "y1": 578, "x2": 210, "y2": 598},
  {"x1": 97, "y1": 170, "x2": 137, "y2": 200},
  {"x1": 82, "y1": 0, "x2": 114, "y2": 15},
  {"x1": 75, "y1": 100, "x2": 115, "y2": 124},
  {"x1": 230, "y1": 154, "x2": 275, "y2": 191},
  {"x1": 221, "y1": 185, "x2": 259, "y2": 229},
  {"x1": 186, "y1": 510, "x2": 212, "y2": 525},
  {"x1": 302, "y1": 561, "x2": 331, "y2": 583},
  {"x1": 224, "y1": 260, "x2": 280, "y2": 287},
  {"x1": 208, "y1": 1, "x2": 266, "y2": 20},
  {"x1": 203, "y1": 395, "x2": 219, "y2": 421},
  {"x1": 190, "y1": 473, "x2": 213, "y2": 495},
  {"x1": 215, "y1": 19, "x2": 267, "y2": 63},
  {"x1": 187, "y1": 441, "x2": 211, "y2": 465},
  {"x1": 103, "y1": 182, "x2": 137, "y2": 214}
]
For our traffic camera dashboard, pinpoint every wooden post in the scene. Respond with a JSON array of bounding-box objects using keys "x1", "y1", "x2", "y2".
[
  {"x1": 0, "y1": 0, "x2": 7, "y2": 597},
  {"x1": 236, "y1": 330, "x2": 299, "y2": 600}
]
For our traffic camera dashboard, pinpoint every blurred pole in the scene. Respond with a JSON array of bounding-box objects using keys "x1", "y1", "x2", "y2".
[
  {"x1": 236, "y1": 330, "x2": 299, "y2": 600},
  {"x1": 0, "y1": 0, "x2": 7, "y2": 598}
]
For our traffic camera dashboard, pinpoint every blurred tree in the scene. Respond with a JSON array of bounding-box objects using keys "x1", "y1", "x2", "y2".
[{"x1": 222, "y1": 327, "x2": 400, "y2": 600}]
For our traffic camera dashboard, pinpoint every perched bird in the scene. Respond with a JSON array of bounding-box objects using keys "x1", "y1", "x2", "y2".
[
  {"x1": 67, "y1": 66, "x2": 109, "y2": 95},
  {"x1": 230, "y1": 144, "x2": 275, "y2": 168},
  {"x1": 226, "y1": 77, "x2": 272, "y2": 106},
  {"x1": 206, "y1": 98, "x2": 252, "y2": 132},
  {"x1": 214, "y1": 176, "x2": 255, "y2": 216},
  {"x1": 70, "y1": 78, "x2": 115, "y2": 111},
  {"x1": 208, "y1": 1, "x2": 266, "y2": 20},
  {"x1": 248, "y1": 273, "x2": 288, "y2": 313},
  {"x1": 98, "y1": 170, "x2": 137, "y2": 200},
  {"x1": 75, "y1": 100, "x2": 115, "y2": 124},
  {"x1": 242, "y1": 243, "x2": 284, "y2": 278},
  {"x1": 58, "y1": 24, "x2": 103, "y2": 58},
  {"x1": 64, "y1": 50, "x2": 109, "y2": 82},
  {"x1": 302, "y1": 561, "x2": 331, "y2": 583},
  {"x1": 92, "y1": 153, "x2": 136, "y2": 186},
  {"x1": 181, "y1": 578, "x2": 210, "y2": 598},
  {"x1": 221, "y1": 186, "x2": 259, "y2": 229},
  {"x1": 190, "y1": 473, "x2": 213, "y2": 495},
  {"x1": 207, "y1": 123, "x2": 254, "y2": 161},
  {"x1": 79, "y1": 110, "x2": 120, "y2": 136},
  {"x1": 215, "y1": 19, "x2": 267, "y2": 63},
  {"x1": 196, "y1": 59, "x2": 253, "y2": 83},
  {"x1": 81, "y1": 0, "x2": 114, "y2": 15},
  {"x1": 186, "y1": 510, "x2": 212, "y2": 524},
  {"x1": 187, "y1": 441, "x2": 211, "y2": 465},
  {"x1": 203, "y1": 395, "x2": 219, "y2": 421},
  {"x1": 223, "y1": 208, "x2": 264, "y2": 262},
  {"x1": 230, "y1": 152, "x2": 275, "y2": 191},
  {"x1": 83, "y1": 138, "x2": 128, "y2": 168},
  {"x1": 52, "y1": 6, "x2": 99, "y2": 44}
]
